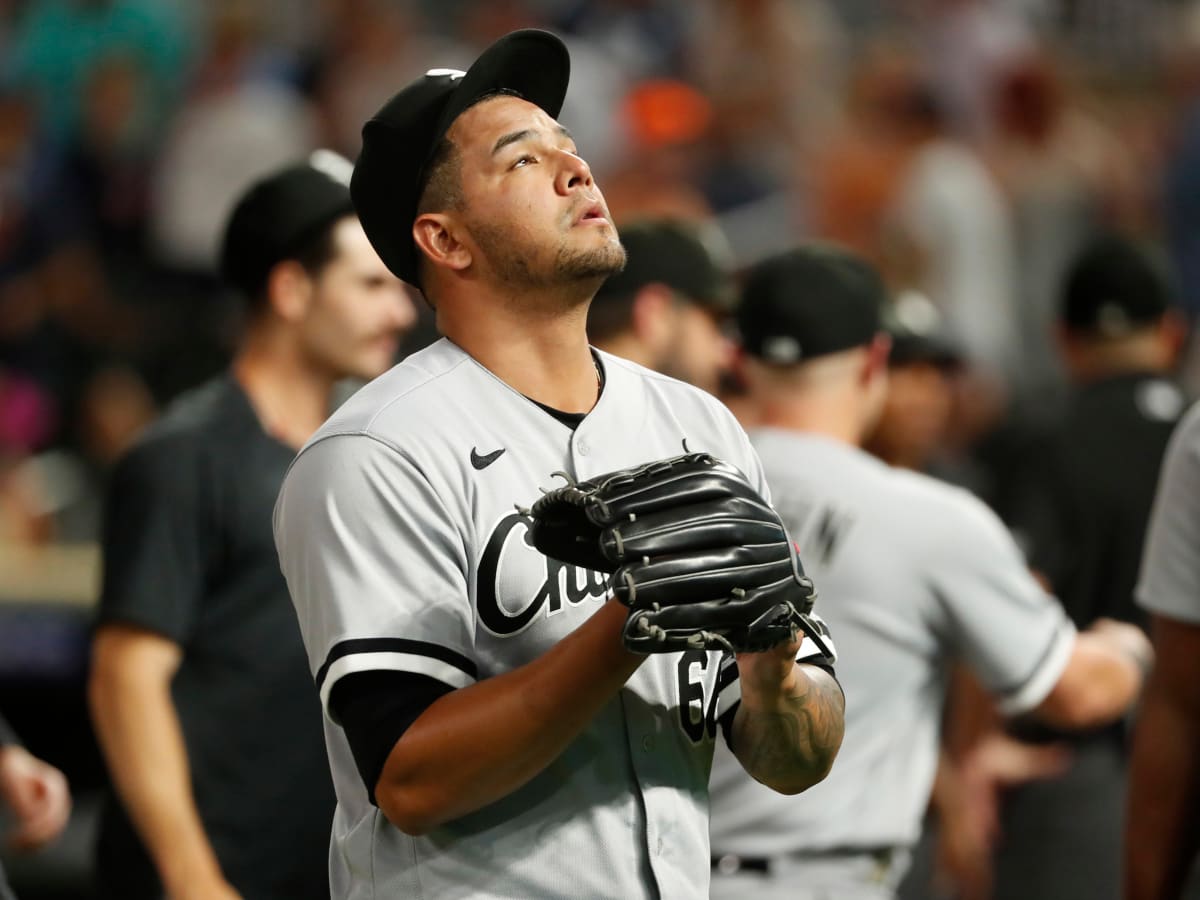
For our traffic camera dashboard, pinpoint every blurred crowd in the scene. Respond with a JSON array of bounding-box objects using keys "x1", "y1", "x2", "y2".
[
  {"x1": 2, "y1": 0, "x2": 1200, "y2": 898},
  {"x1": 0, "y1": 0, "x2": 1197, "y2": 546}
]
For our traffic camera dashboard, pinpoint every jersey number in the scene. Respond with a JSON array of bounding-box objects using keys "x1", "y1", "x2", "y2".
[{"x1": 678, "y1": 649, "x2": 721, "y2": 743}]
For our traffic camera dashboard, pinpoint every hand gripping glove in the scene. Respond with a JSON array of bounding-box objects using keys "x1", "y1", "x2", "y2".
[{"x1": 527, "y1": 452, "x2": 832, "y2": 656}]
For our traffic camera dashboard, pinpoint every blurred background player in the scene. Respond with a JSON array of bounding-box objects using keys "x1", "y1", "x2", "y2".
[
  {"x1": 1127, "y1": 399, "x2": 1200, "y2": 900},
  {"x1": 586, "y1": 218, "x2": 736, "y2": 396},
  {"x1": 985, "y1": 231, "x2": 1188, "y2": 900},
  {"x1": 707, "y1": 243, "x2": 1153, "y2": 900},
  {"x1": 864, "y1": 291, "x2": 963, "y2": 475},
  {"x1": 86, "y1": 154, "x2": 415, "y2": 900},
  {"x1": 0, "y1": 713, "x2": 70, "y2": 900}
]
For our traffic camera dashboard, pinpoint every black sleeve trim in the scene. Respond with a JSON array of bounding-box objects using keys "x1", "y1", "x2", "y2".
[
  {"x1": 329, "y1": 670, "x2": 453, "y2": 805},
  {"x1": 315, "y1": 637, "x2": 478, "y2": 692}
]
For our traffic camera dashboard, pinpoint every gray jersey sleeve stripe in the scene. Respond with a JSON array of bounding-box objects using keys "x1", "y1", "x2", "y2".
[
  {"x1": 316, "y1": 637, "x2": 477, "y2": 692},
  {"x1": 993, "y1": 618, "x2": 1077, "y2": 716}
]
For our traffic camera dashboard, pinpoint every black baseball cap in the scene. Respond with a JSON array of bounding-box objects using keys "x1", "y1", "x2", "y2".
[
  {"x1": 737, "y1": 245, "x2": 885, "y2": 365},
  {"x1": 351, "y1": 29, "x2": 571, "y2": 288},
  {"x1": 1061, "y1": 233, "x2": 1172, "y2": 337},
  {"x1": 883, "y1": 291, "x2": 962, "y2": 369},
  {"x1": 220, "y1": 150, "x2": 356, "y2": 297},
  {"x1": 593, "y1": 219, "x2": 735, "y2": 312}
]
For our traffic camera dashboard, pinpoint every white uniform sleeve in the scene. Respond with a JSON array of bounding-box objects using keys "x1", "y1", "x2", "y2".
[
  {"x1": 1137, "y1": 403, "x2": 1200, "y2": 625},
  {"x1": 274, "y1": 433, "x2": 474, "y2": 718},
  {"x1": 714, "y1": 405, "x2": 837, "y2": 667},
  {"x1": 930, "y1": 490, "x2": 1076, "y2": 716}
]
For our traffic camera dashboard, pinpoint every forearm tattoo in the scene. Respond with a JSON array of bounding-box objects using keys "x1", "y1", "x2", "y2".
[{"x1": 734, "y1": 668, "x2": 845, "y2": 789}]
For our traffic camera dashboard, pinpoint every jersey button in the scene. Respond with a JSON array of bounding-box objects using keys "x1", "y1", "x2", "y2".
[
  {"x1": 641, "y1": 735, "x2": 655, "y2": 752},
  {"x1": 577, "y1": 440, "x2": 590, "y2": 456}
]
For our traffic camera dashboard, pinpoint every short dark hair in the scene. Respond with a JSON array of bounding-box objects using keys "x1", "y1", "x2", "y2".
[
  {"x1": 246, "y1": 214, "x2": 348, "y2": 313},
  {"x1": 416, "y1": 136, "x2": 464, "y2": 219}
]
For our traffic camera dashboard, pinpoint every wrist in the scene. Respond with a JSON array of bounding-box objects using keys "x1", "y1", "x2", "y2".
[
  {"x1": 160, "y1": 847, "x2": 225, "y2": 894},
  {"x1": 736, "y1": 648, "x2": 802, "y2": 707}
]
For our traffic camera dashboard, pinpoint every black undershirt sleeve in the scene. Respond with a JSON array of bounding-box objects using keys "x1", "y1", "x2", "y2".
[{"x1": 328, "y1": 670, "x2": 453, "y2": 805}]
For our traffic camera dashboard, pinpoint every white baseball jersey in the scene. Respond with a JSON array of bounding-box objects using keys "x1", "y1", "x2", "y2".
[
  {"x1": 1137, "y1": 400, "x2": 1200, "y2": 624},
  {"x1": 274, "y1": 340, "x2": 827, "y2": 900},
  {"x1": 709, "y1": 429, "x2": 1076, "y2": 857}
]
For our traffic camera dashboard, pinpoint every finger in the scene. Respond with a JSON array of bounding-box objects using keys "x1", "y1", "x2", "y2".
[{"x1": 10, "y1": 770, "x2": 71, "y2": 850}]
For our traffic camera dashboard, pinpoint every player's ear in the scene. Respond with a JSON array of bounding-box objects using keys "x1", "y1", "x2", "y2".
[
  {"x1": 413, "y1": 213, "x2": 472, "y2": 275},
  {"x1": 266, "y1": 260, "x2": 314, "y2": 324}
]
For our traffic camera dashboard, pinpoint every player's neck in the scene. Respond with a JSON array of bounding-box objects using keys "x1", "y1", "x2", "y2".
[
  {"x1": 233, "y1": 327, "x2": 336, "y2": 450},
  {"x1": 755, "y1": 392, "x2": 865, "y2": 447},
  {"x1": 439, "y1": 293, "x2": 601, "y2": 413}
]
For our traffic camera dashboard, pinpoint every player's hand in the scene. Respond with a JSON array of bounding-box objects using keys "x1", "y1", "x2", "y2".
[
  {"x1": 735, "y1": 637, "x2": 806, "y2": 700},
  {"x1": 1087, "y1": 617, "x2": 1153, "y2": 675},
  {"x1": 0, "y1": 744, "x2": 71, "y2": 851}
]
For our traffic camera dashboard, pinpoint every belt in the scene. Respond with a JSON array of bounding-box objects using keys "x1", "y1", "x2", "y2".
[{"x1": 711, "y1": 846, "x2": 898, "y2": 876}]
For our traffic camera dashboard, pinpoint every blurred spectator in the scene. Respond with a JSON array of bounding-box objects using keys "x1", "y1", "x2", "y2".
[
  {"x1": 6, "y1": 0, "x2": 192, "y2": 143},
  {"x1": 600, "y1": 79, "x2": 714, "y2": 224},
  {"x1": 984, "y1": 50, "x2": 1143, "y2": 405},
  {"x1": 885, "y1": 76, "x2": 1020, "y2": 388},
  {"x1": 918, "y1": 0, "x2": 1035, "y2": 139},
  {"x1": 807, "y1": 43, "x2": 929, "y2": 264},
  {"x1": 688, "y1": 0, "x2": 845, "y2": 194},
  {"x1": 0, "y1": 712, "x2": 72, "y2": 900},
  {"x1": 150, "y1": 1, "x2": 318, "y2": 272},
  {"x1": 552, "y1": 0, "x2": 690, "y2": 80},
  {"x1": 587, "y1": 218, "x2": 735, "y2": 395},
  {"x1": 0, "y1": 79, "x2": 142, "y2": 453},
  {"x1": 312, "y1": 0, "x2": 471, "y2": 157}
]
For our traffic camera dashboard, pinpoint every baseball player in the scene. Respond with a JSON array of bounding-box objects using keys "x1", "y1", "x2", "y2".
[
  {"x1": 88, "y1": 155, "x2": 414, "y2": 900},
  {"x1": 1126, "y1": 400, "x2": 1200, "y2": 900},
  {"x1": 987, "y1": 231, "x2": 1188, "y2": 900},
  {"x1": 587, "y1": 218, "x2": 736, "y2": 396},
  {"x1": 707, "y1": 245, "x2": 1153, "y2": 900},
  {"x1": 272, "y1": 29, "x2": 844, "y2": 900}
]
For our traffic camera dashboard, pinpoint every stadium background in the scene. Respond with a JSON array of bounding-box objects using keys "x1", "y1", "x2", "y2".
[{"x1": 0, "y1": 0, "x2": 1196, "y2": 896}]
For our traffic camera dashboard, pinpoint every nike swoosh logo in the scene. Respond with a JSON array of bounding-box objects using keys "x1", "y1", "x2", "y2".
[{"x1": 470, "y1": 447, "x2": 506, "y2": 470}]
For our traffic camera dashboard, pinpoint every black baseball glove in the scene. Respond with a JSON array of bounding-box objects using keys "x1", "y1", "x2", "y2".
[{"x1": 527, "y1": 452, "x2": 832, "y2": 655}]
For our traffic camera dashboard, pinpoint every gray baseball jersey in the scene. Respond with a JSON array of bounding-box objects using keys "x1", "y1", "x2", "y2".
[
  {"x1": 709, "y1": 429, "x2": 1076, "y2": 856},
  {"x1": 1137, "y1": 400, "x2": 1200, "y2": 624},
  {"x1": 274, "y1": 340, "x2": 830, "y2": 900}
]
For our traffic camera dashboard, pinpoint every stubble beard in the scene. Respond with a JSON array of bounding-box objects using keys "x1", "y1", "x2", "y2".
[{"x1": 471, "y1": 220, "x2": 626, "y2": 296}]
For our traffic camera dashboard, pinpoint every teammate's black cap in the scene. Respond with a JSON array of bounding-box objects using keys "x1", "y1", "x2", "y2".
[
  {"x1": 737, "y1": 244, "x2": 885, "y2": 365},
  {"x1": 1061, "y1": 233, "x2": 1172, "y2": 337},
  {"x1": 593, "y1": 220, "x2": 735, "y2": 312},
  {"x1": 351, "y1": 29, "x2": 571, "y2": 287},
  {"x1": 220, "y1": 150, "x2": 355, "y2": 297},
  {"x1": 884, "y1": 292, "x2": 962, "y2": 369}
]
